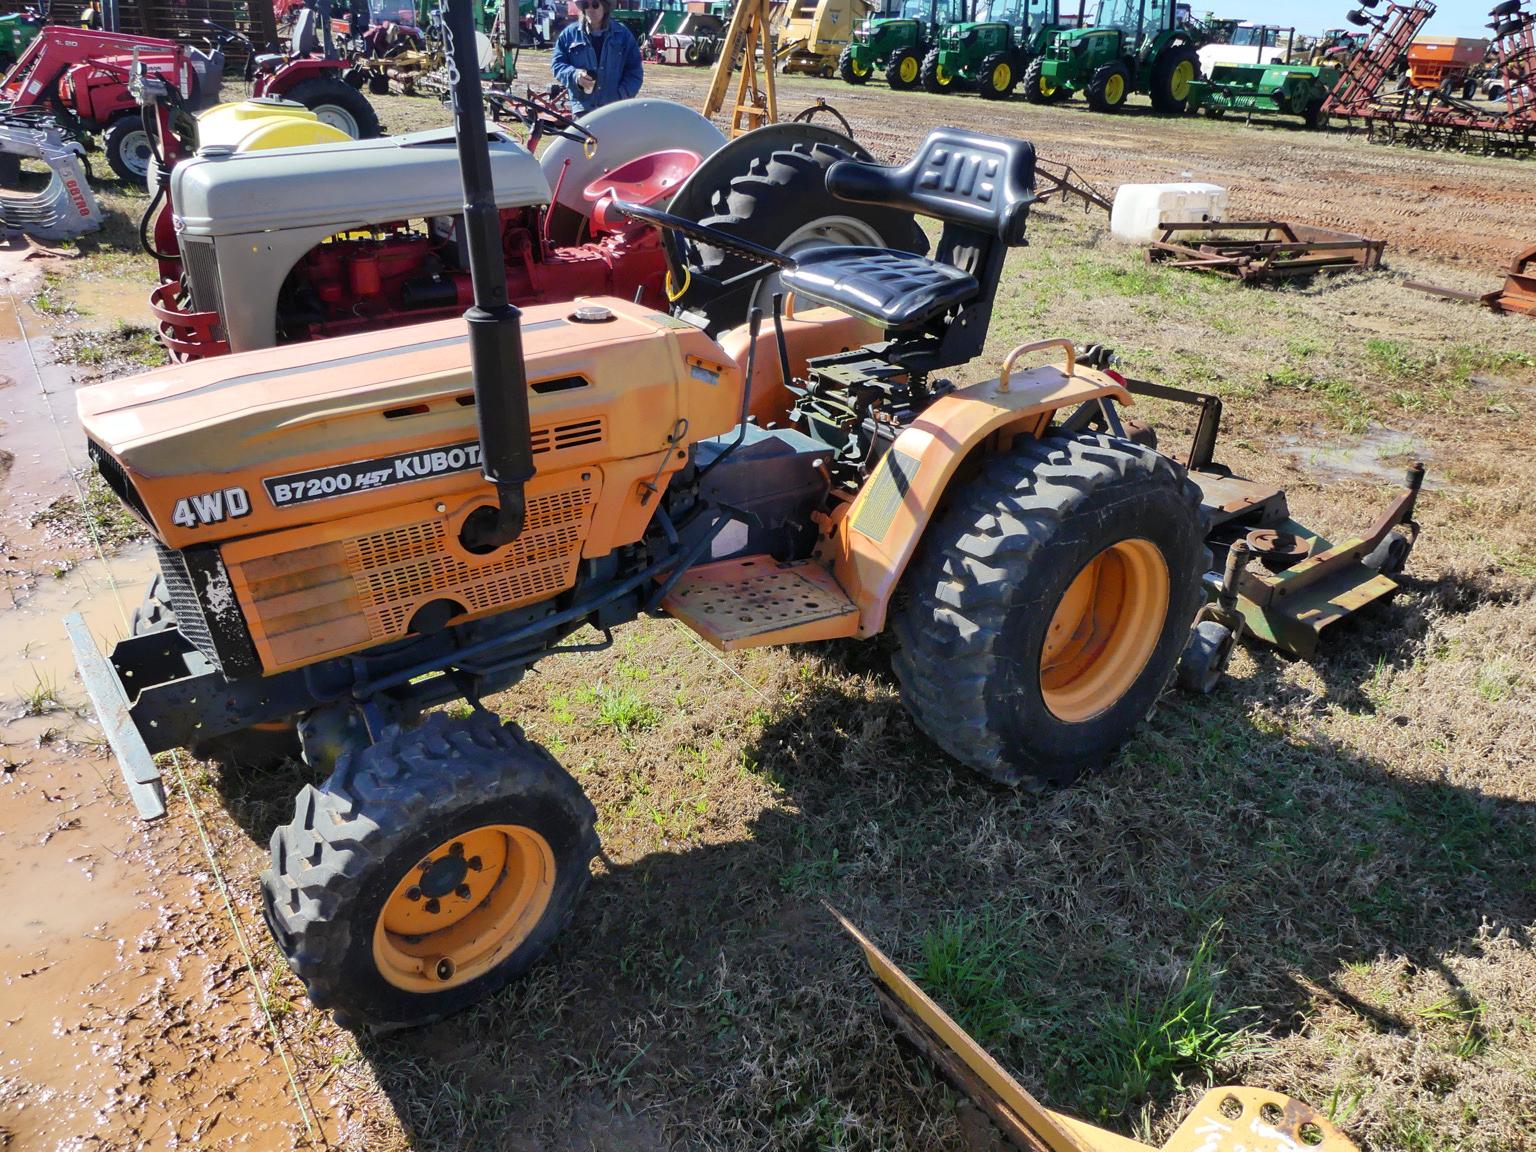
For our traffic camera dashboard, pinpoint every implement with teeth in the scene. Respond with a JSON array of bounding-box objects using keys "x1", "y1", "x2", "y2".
[{"x1": 0, "y1": 114, "x2": 102, "y2": 240}]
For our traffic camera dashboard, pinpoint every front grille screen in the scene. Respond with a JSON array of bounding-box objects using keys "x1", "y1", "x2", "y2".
[
  {"x1": 181, "y1": 238, "x2": 224, "y2": 327},
  {"x1": 154, "y1": 542, "x2": 219, "y2": 668}
]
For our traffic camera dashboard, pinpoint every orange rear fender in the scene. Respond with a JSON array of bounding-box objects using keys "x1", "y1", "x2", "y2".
[{"x1": 831, "y1": 361, "x2": 1130, "y2": 636}]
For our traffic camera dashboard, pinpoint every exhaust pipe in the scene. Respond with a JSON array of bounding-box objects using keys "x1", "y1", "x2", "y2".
[{"x1": 443, "y1": 0, "x2": 536, "y2": 550}]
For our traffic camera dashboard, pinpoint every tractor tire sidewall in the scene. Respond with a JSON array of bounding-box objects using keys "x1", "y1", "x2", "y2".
[
  {"x1": 838, "y1": 44, "x2": 866, "y2": 83},
  {"x1": 978, "y1": 52, "x2": 1014, "y2": 99},
  {"x1": 887, "y1": 46, "x2": 921, "y2": 89},
  {"x1": 1150, "y1": 45, "x2": 1199, "y2": 114},
  {"x1": 104, "y1": 114, "x2": 153, "y2": 186},
  {"x1": 920, "y1": 47, "x2": 952, "y2": 92},
  {"x1": 892, "y1": 434, "x2": 1204, "y2": 787},
  {"x1": 678, "y1": 140, "x2": 928, "y2": 334},
  {"x1": 286, "y1": 77, "x2": 381, "y2": 138},
  {"x1": 1022, "y1": 56, "x2": 1051, "y2": 103},
  {"x1": 263, "y1": 714, "x2": 597, "y2": 1030},
  {"x1": 1087, "y1": 62, "x2": 1129, "y2": 111}
]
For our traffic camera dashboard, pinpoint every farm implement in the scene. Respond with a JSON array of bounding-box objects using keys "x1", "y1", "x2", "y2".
[
  {"x1": 836, "y1": 909, "x2": 1361, "y2": 1152},
  {"x1": 1144, "y1": 220, "x2": 1386, "y2": 281},
  {"x1": 775, "y1": 0, "x2": 869, "y2": 77},
  {"x1": 1324, "y1": 0, "x2": 1536, "y2": 153},
  {"x1": 1408, "y1": 242, "x2": 1536, "y2": 318}
]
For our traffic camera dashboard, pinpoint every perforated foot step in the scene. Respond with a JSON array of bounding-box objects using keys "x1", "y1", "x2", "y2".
[{"x1": 663, "y1": 555, "x2": 859, "y2": 651}]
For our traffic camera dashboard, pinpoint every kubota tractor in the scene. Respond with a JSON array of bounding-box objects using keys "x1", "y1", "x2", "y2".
[
  {"x1": 1023, "y1": 0, "x2": 1202, "y2": 113},
  {"x1": 71, "y1": 0, "x2": 1228, "y2": 1032},
  {"x1": 141, "y1": 90, "x2": 926, "y2": 359},
  {"x1": 837, "y1": 0, "x2": 958, "y2": 90}
]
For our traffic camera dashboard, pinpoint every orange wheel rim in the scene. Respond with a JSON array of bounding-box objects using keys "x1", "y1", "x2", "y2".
[
  {"x1": 1039, "y1": 538, "x2": 1168, "y2": 723},
  {"x1": 372, "y1": 824, "x2": 556, "y2": 992}
]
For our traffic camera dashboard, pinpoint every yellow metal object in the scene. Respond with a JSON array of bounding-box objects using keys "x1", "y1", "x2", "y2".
[
  {"x1": 992, "y1": 61, "x2": 1012, "y2": 91},
  {"x1": 831, "y1": 907, "x2": 1360, "y2": 1152},
  {"x1": 702, "y1": 0, "x2": 779, "y2": 136},
  {"x1": 196, "y1": 99, "x2": 351, "y2": 153},
  {"x1": 1039, "y1": 538, "x2": 1168, "y2": 723},
  {"x1": 777, "y1": 0, "x2": 872, "y2": 74},
  {"x1": 1104, "y1": 72, "x2": 1126, "y2": 104},
  {"x1": 899, "y1": 54, "x2": 919, "y2": 83},
  {"x1": 373, "y1": 824, "x2": 556, "y2": 992},
  {"x1": 1170, "y1": 59, "x2": 1195, "y2": 101}
]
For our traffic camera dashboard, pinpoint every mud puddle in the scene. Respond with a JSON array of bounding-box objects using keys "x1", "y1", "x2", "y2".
[{"x1": 1277, "y1": 424, "x2": 1441, "y2": 491}]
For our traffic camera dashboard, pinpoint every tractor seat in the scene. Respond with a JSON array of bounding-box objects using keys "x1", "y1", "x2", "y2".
[
  {"x1": 780, "y1": 247, "x2": 977, "y2": 330},
  {"x1": 253, "y1": 53, "x2": 284, "y2": 72}
]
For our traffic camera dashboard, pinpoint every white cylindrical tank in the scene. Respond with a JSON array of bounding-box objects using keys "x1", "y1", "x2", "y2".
[{"x1": 1109, "y1": 183, "x2": 1230, "y2": 243}]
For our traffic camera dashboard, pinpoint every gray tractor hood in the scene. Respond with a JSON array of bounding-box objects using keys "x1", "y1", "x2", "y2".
[{"x1": 172, "y1": 127, "x2": 553, "y2": 238}]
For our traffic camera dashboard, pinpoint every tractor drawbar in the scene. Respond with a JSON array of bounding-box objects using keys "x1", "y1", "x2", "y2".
[{"x1": 443, "y1": 0, "x2": 535, "y2": 550}]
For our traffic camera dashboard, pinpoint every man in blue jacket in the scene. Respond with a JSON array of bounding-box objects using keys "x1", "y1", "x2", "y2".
[{"x1": 551, "y1": 0, "x2": 644, "y2": 115}]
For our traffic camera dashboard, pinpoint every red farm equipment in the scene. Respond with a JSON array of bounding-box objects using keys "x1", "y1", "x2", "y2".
[{"x1": 0, "y1": 26, "x2": 222, "y2": 183}]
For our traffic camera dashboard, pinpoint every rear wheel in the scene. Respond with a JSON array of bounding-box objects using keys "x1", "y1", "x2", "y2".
[
  {"x1": 1022, "y1": 56, "x2": 1068, "y2": 103},
  {"x1": 284, "y1": 77, "x2": 381, "y2": 138},
  {"x1": 103, "y1": 114, "x2": 153, "y2": 186},
  {"x1": 1150, "y1": 45, "x2": 1200, "y2": 113},
  {"x1": 887, "y1": 46, "x2": 922, "y2": 90},
  {"x1": 675, "y1": 139, "x2": 928, "y2": 334},
  {"x1": 920, "y1": 47, "x2": 955, "y2": 93},
  {"x1": 1086, "y1": 61, "x2": 1130, "y2": 111},
  {"x1": 131, "y1": 575, "x2": 302, "y2": 769},
  {"x1": 978, "y1": 52, "x2": 1016, "y2": 99},
  {"x1": 891, "y1": 432, "x2": 1205, "y2": 787},
  {"x1": 262, "y1": 711, "x2": 598, "y2": 1031},
  {"x1": 838, "y1": 44, "x2": 870, "y2": 83}
]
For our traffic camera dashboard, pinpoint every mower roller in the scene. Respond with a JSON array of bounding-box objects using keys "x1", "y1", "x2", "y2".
[
  {"x1": 69, "y1": 0, "x2": 1422, "y2": 1034},
  {"x1": 1024, "y1": 0, "x2": 1202, "y2": 113}
]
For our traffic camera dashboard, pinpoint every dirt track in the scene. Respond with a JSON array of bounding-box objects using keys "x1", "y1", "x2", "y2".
[{"x1": 547, "y1": 58, "x2": 1536, "y2": 270}]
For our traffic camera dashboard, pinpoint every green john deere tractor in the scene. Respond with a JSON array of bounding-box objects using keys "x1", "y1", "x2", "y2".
[
  {"x1": 0, "y1": 6, "x2": 46, "y2": 74},
  {"x1": 1023, "y1": 0, "x2": 1202, "y2": 113},
  {"x1": 838, "y1": 0, "x2": 958, "y2": 90},
  {"x1": 919, "y1": 0, "x2": 1062, "y2": 98}
]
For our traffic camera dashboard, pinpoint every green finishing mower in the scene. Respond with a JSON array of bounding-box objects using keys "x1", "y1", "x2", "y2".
[
  {"x1": 838, "y1": 0, "x2": 959, "y2": 90},
  {"x1": 1023, "y1": 0, "x2": 1202, "y2": 113},
  {"x1": 918, "y1": 0, "x2": 1063, "y2": 99},
  {"x1": 1185, "y1": 61, "x2": 1341, "y2": 129}
]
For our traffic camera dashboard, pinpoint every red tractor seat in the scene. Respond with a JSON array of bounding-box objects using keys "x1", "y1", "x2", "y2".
[
  {"x1": 584, "y1": 149, "x2": 701, "y2": 234},
  {"x1": 779, "y1": 247, "x2": 977, "y2": 330}
]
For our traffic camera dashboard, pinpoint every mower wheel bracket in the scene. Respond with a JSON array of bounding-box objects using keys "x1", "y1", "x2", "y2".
[{"x1": 65, "y1": 612, "x2": 166, "y2": 820}]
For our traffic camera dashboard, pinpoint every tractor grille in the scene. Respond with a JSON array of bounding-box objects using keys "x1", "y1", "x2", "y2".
[
  {"x1": 234, "y1": 480, "x2": 598, "y2": 672},
  {"x1": 89, "y1": 439, "x2": 152, "y2": 526},
  {"x1": 180, "y1": 237, "x2": 224, "y2": 323},
  {"x1": 155, "y1": 542, "x2": 216, "y2": 658},
  {"x1": 152, "y1": 542, "x2": 262, "y2": 676}
]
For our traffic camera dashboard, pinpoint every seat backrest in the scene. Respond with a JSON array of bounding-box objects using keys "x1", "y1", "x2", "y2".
[
  {"x1": 291, "y1": 7, "x2": 319, "y2": 55},
  {"x1": 823, "y1": 127, "x2": 1036, "y2": 244}
]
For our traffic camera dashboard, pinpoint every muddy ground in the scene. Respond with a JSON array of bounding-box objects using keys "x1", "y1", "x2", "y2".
[{"x1": 1, "y1": 61, "x2": 1534, "y2": 1152}]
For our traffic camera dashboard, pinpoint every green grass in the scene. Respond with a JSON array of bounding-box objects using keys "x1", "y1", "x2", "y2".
[
  {"x1": 30, "y1": 472, "x2": 148, "y2": 552},
  {"x1": 912, "y1": 913, "x2": 1029, "y2": 1046},
  {"x1": 19, "y1": 670, "x2": 62, "y2": 716},
  {"x1": 593, "y1": 684, "x2": 661, "y2": 733}
]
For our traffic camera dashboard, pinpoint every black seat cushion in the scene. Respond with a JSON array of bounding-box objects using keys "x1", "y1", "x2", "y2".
[{"x1": 779, "y1": 247, "x2": 978, "y2": 330}]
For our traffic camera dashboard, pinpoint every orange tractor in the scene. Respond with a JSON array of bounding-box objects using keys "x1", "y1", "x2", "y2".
[{"x1": 68, "y1": 0, "x2": 1421, "y2": 1031}]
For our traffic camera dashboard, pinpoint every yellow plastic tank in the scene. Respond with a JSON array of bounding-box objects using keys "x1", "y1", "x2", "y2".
[{"x1": 196, "y1": 97, "x2": 352, "y2": 152}]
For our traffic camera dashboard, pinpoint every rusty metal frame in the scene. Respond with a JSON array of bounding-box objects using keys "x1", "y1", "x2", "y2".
[
  {"x1": 831, "y1": 907, "x2": 1359, "y2": 1152},
  {"x1": 1034, "y1": 158, "x2": 1113, "y2": 214},
  {"x1": 1145, "y1": 221, "x2": 1386, "y2": 282},
  {"x1": 1408, "y1": 243, "x2": 1536, "y2": 318}
]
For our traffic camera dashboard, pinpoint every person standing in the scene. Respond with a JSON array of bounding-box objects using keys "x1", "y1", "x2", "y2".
[{"x1": 551, "y1": 0, "x2": 643, "y2": 115}]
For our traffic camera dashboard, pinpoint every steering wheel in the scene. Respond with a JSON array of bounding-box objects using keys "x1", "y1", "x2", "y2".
[
  {"x1": 488, "y1": 91, "x2": 596, "y2": 151},
  {"x1": 608, "y1": 199, "x2": 794, "y2": 270}
]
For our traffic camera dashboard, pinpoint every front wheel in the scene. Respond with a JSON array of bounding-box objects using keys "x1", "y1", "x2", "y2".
[
  {"x1": 1022, "y1": 56, "x2": 1068, "y2": 103},
  {"x1": 891, "y1": 432, "x2": 1205, "y2": 787},
  {"x1": 103, "y1": 114, "x2": 154, "y2": 186},
  {"x1": 886, "y1": 46, "x2": 922, "y2": 90},
  {"x1": 1086, "y1": 61, "x2": 1130, "y2": 111},
  {"x1": 838, "y1": 43, "x2": 869, "y2": 84},
  {"x1": 283, "y1": 77, "x2": 381, "y2": 138},
  {"x1": 262, "y1": 711, "x2": 598, "y2": 1031},
  {"x1": 978, "y1": 52, "x2": 1016, "y2": 100},
  {"x1": 920, "y1": 47, "x2": 955, "y2": 93}
]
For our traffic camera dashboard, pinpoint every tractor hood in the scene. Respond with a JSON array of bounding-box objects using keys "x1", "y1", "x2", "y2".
[
  {"x1": 171, "y1": 126, "x2": 552, "y2": 238},
  {"x1": 79, "y1": 297, "x2": 743, "y2": 548}
]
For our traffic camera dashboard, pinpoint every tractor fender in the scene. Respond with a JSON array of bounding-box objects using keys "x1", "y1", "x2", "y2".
[{"x1": 830, "y1": 361, "x2": 1130, "y2": 637}]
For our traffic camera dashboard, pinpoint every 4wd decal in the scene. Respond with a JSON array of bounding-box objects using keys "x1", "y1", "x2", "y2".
[
  {"x1": 264, "y1": 442, "x2": 484, "y2": 509},
  {"x1": 171, "y1": 486, "x2": 251, "y2": 529}
]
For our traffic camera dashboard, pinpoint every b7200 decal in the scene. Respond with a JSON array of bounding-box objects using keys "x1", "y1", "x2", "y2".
[{"x1": 263, "y1": 442, "x2": 484, "y2": 509}]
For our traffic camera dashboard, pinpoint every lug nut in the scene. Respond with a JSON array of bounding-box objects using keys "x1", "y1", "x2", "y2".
[
  {"x1": 450, "y1": 842, "x2": 465, "y2": 857},
  {"x1": 424, "y1": 898, "x2": 441, "y2": 914},
  {"x1": 406, "y1": 886, "x2": 423, "y2": 901},
  {"x1": 417, "y1": 857, "x2": 432, "y2": 872},
  {"x1": 466, "y1": 855, "x2": 483, "y2": 872},
  {"x1": 455, "y1": 884, "x2": 472, "y2": 900}
]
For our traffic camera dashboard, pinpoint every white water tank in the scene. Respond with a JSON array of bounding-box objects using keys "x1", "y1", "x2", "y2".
[{"x1": 1110, "y1": 183, "x2": 1230, "y2": 244}]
